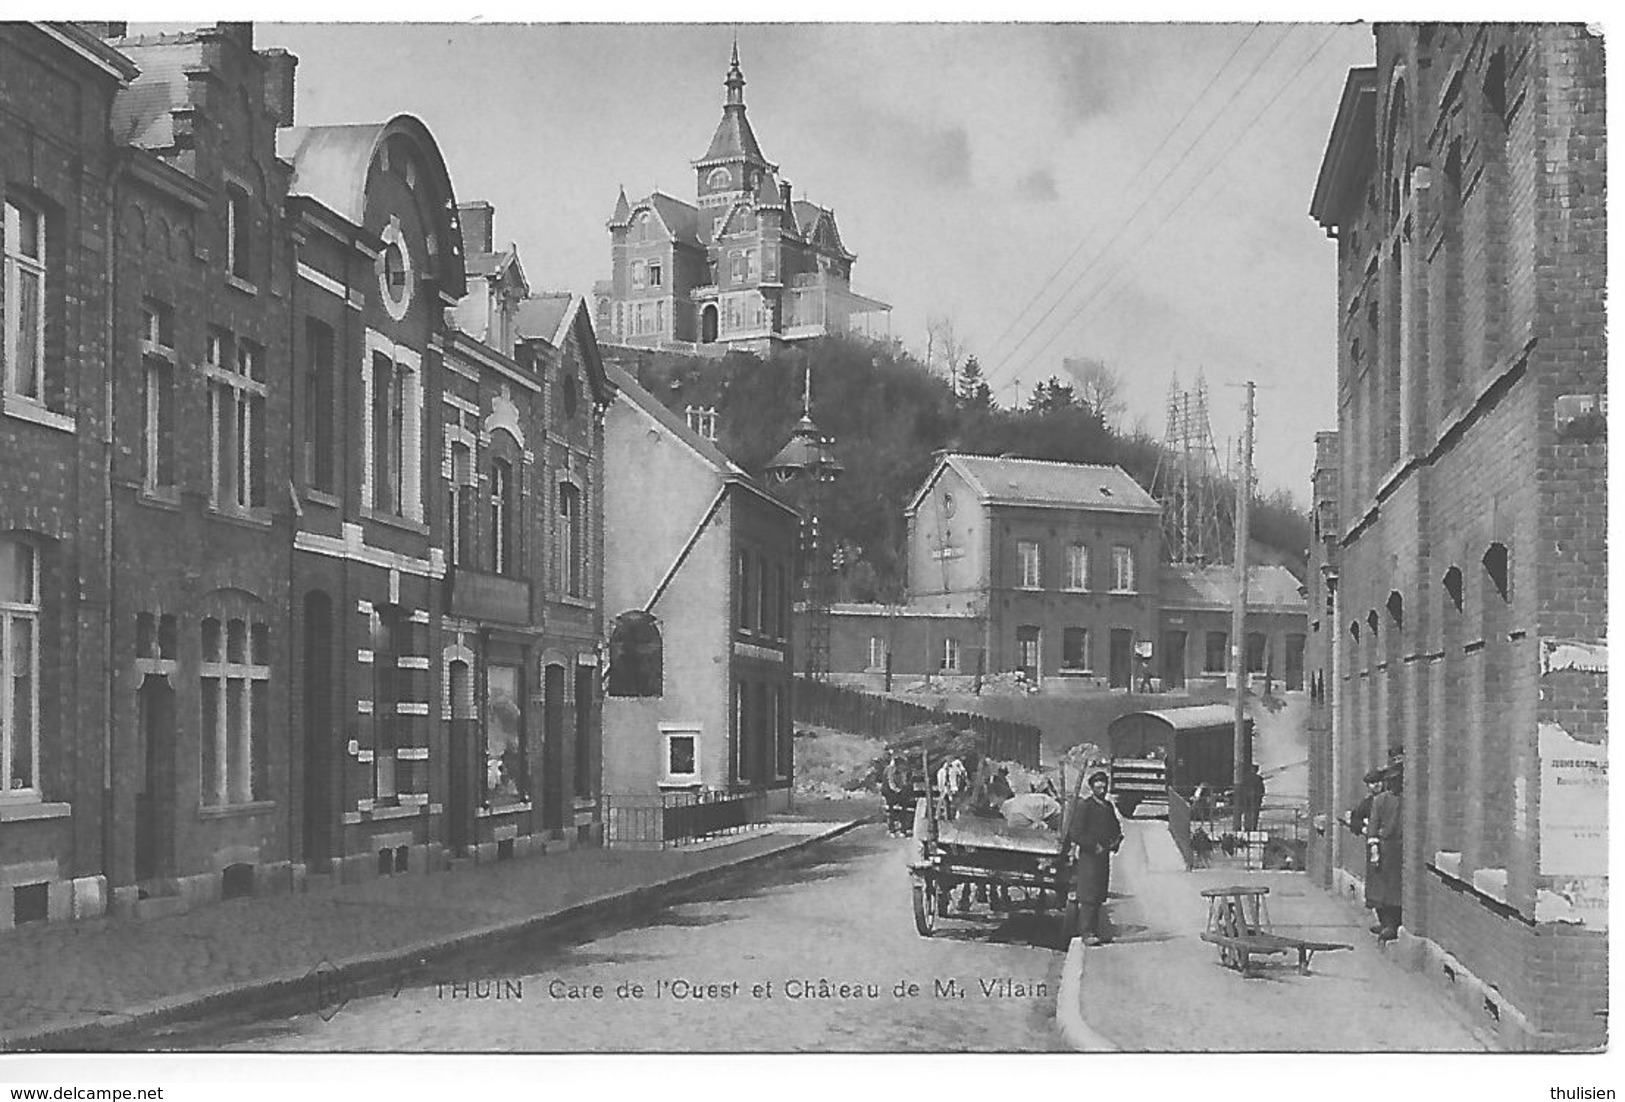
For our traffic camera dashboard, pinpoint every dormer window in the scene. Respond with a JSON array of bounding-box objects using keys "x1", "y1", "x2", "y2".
[{"x1": 707, "y1": 167, "x2": 732, "y2": 191}]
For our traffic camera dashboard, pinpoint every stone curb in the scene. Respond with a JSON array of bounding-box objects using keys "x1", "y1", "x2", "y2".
[
  {"x1": 1054, "y1": 936, "x2": 1118, "y2": 1052},
  {"x1": 1, "y1": 818, "x2": 869, "y2": 1052}
]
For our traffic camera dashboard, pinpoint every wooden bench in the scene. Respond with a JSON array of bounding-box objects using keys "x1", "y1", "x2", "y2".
[{"x1": 1200, "y1": 930, "x2": 1352, "y2": 976}]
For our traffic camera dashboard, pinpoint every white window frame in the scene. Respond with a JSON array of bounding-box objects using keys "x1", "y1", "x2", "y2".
[
  {"x1": 1111, "y1": 545, "x2": 1136, "y2": 593},
  {"x1": 1018, "y1": 541, "x2": 1041, "y2": 589},
  {"x1": 4, "y1": 200, "x2": 47, "y2": 403},
  {"x1": 490, "y1": 456, "x2": 513, "y2": 575},
  {"x1": 659, "y1": 723, "x2": 701, "y2": 785},
  {"x1": 557, "y1": 481, "x2": 584, "y2": 597},
  {"x1": 205, "y1": 331, "x2": 268, "y2": 513},
  {"x1": 141, "y1": 299, "x2": 177, "y2": 493},
  {"x1": 867, "y1": 636, "x2": 885, "y2": 671},
  {"x1": 1065, "y1": 543, "x2": 1089, "y2": 591},
  {"x1": 631, "y1": 259, "x2": 646, "y2": 289},
  {"x1": 199, "y1": 616, "x2": 269, "y2": 807},
  {"x1": 1, "y1": 540, "x2": 41, "y2": 797},
  {"x1": 362, "y1": 330, "x2": 423, "y2": 522},
  {"x1": 649, "y1": 262, "x2": 662, "y2": 288},
  {"x1": 942, "y1": 636, "x2": 961, "y2": 673}
]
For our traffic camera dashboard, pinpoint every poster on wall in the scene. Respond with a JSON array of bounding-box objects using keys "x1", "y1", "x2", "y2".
[{"x1": 1537, "y1": 722, "x2": 1608, "y2": 928}]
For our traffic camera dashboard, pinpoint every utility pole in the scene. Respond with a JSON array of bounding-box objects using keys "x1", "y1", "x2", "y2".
[{"x1": 1231, "y1": 380, "x2": 1255, "y2": 832}]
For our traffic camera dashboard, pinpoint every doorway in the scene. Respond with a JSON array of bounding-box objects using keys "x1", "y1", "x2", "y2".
[
  {"x1": 1161, "y1": 631, "x2": 1187, "y2": 689},
  {"x1": 543, "y1": 664, "x2": 566, "y2": 831},
  {"x1": 447, "y1": 660, "x2": 475, "y2": 855},
  {"x1": 1109, "y1": 629, "x2": 1133, "y2": 689},
  {"x1": 134, "y1": 674, "x2": 176, "y2": 882},
  {"x1": 301, "y1": 591, "x2": 334, "y2": 868},
  {"x1": 700, "y1": 304, "x2": 719, "y2": 344}
]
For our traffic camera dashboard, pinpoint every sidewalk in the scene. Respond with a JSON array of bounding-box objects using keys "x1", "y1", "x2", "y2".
[
  {"x1": 1076, "y1": 820, "x2": 1492, "y2": 1051},
  {"x1": 0, "y1": 809, "x2": 869, "y2": 1051}
]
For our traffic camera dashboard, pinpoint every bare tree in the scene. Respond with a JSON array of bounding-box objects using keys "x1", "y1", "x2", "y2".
[
  {"x1": 927, "y1": 314, "x2": 967, "y2": 392},
  {"x1": 1061, "y1": 356, "x2": 1127, "y2": 429}
]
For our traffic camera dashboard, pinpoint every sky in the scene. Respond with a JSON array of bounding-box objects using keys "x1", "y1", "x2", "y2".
[{"x1": 245, "y1": 20, "x2": 1375, "y2": 499}]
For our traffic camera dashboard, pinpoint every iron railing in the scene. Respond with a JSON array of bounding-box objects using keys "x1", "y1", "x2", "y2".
[{"x1": 603, "y1": 789, "x2": 769, "y2": 849}]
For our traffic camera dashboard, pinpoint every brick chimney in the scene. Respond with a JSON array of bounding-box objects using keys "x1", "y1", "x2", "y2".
[
  {"x1": 779, "y1": 180, "x2": 793, "y2": 208},
  {"x1": 457, "y1": 201, "x2": 494, "y2": 256},
  {"x1": 260, "y1": 48, "x2": 297, "y2": 128}
]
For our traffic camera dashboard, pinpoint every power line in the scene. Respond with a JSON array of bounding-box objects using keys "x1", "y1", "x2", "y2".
[
  {"x1": 992, "y1": 26, "x2": 1344, "y2": 399},
  {"x1": 983, "y1": 24, "x2": 1299, "y2": 397},
  {"x1": 1055, "y1": 48, "x2": 1353, "y2": 363},
  {"x1": 972, "y1": 23, "x2": 1265, "y2": 374}
]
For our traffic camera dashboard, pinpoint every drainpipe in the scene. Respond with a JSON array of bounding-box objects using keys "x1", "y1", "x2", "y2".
[
  {"x1": 101, "y1": 157, "x2": 123, "y2": 894},
  {"x1": 1327, "y1": 570, "x2": 1342, "y2": 877}
]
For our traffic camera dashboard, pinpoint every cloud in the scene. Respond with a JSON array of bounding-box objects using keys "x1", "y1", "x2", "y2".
[
  {"x1": 826, "y1": 100, "x2": 972, "y2": 189},
  {"x1": 1036, "y1": 29, "x2": 1132, "y2": 131},
  {"x1": 1016, "y1": 167, "x2": 1059, "y2": 202}
]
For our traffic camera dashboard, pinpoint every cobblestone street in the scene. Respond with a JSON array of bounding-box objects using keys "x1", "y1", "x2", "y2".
[{"x1": 134, "y1": 826, "x2": 1069, "y2": 1052}]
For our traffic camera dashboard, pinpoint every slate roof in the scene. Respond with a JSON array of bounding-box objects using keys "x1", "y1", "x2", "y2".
[
  {"x1": 464, "y1": 250, "x2": 516, "y2": 279},
  {"x1": 699, "y1": 102, "x2": 770, "y2": 167},
  {"x1": 607, "y1": 361, "x2": 737, "y2": 472},
  {"x1": 646, "y1": 192, "x2": 701, "y2": 246},
  {"x1": 515, "y1": 292, "x2": 575, "y2": 347},
  {"x1": 910, "y1": 454, "x2": 1160, "y2": 516},
  {"x1": 1159, "y1": 564, "x2": 1308, "y2": 612}
]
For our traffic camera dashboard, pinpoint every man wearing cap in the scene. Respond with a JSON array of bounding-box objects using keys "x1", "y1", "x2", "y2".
[
  {"x1": 1066, "y1": 770, "x2": 1124, "y2": 945},
  {"x1": 1364, "y1": 766, "x2": 1403, "y2": 941}
]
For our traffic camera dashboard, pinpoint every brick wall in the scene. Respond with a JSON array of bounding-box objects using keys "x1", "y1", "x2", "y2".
[{"x1": 1316, "y1": 23, "x2": 1606, "y2": 1037}]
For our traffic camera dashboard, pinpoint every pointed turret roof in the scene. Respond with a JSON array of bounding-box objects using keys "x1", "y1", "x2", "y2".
[
  {"x1": 608, "y1": 186, "x2": 631, "y2": 227},
  {"x1": 696, "y1": 41, "x2": 772, "y2": 169}
]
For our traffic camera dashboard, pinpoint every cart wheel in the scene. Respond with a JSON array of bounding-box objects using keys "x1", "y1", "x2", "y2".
[{"x1": 912, "y1": 882, "x2": 939, "y2": 937}]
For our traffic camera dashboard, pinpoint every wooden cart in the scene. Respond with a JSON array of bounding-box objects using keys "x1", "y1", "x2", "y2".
[{"x1": 909, "y1": 756, "x2": 1083, "y2": 943}]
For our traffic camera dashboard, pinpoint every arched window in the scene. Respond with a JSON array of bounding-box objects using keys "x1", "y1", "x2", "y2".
[
  {"x1": 607, "y1": 611, "x2": 663, "y2": 697},
  {"x1": 200, "y1": 609, "x2": 270, "y2": 806},
  {"x1": 558, "y1": 483, "x2": 583, "y2": 596},
  {"x1": 1, "y1": 539, "x2": 40, "y2": 793}
]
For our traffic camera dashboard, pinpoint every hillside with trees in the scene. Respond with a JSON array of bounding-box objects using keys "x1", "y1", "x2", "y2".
[{"x1": 606, "y1": 337, "x2": 1310, "y2": 602}]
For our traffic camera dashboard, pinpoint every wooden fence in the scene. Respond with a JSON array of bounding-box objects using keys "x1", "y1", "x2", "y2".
[{"x1": 794, "y1": 677, "x2": 1041, "y2": 768}]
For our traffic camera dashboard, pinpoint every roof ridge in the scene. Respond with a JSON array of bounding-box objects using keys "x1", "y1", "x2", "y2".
[{"x1": 953, "y1": 453, "x2": 1126, "y2": 472}]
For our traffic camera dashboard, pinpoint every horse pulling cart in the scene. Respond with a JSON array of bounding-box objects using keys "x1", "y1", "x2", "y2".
[{"x1": 908, "y1": 757, "x2": 1084, "y2": 943}]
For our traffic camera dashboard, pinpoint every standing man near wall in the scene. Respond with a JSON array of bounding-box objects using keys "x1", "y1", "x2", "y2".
[{"x1": 1364, "y1": 766, "x2": 1403, "y2": 942}]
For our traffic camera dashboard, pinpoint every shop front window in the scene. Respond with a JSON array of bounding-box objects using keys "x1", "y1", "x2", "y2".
[{"x1": 484, "y1": 664, "x2": 525, "y2": 805}]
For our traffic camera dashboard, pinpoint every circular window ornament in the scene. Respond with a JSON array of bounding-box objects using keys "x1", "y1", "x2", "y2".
[{"x1": 376, "y1": 216, "x2": 414, "y2": 321}]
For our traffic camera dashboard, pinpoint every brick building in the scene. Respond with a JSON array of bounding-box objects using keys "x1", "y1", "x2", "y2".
[
  {"x1": 901, "y1": 454, "x2": 1165, "y2": 689},
  {"x1": 602, "y1": 363, "x2": 798, "y2": 808},
  {"x1": 1309, "y1": 24, "x2": 1606, "y2": 1048},
  {"x1": 594, "y1": 42, "x2": 889, "y2": 353},
  {"x1": 3, "y1": 21, "x2": 612, "y2": 932},
  {"x1": 102, "y1": 24, "x2": 300, "y2": 915},
  {"x1": 440, "y1": 201, "x2": 611, "y2": 860},
  {"x1": 0, "y1": 22, "x2": 134, "y2": 931}
]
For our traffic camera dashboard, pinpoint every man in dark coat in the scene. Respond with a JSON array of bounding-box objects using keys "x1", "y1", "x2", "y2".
[
  {"x1": 1066, "y1": 770, "x2": 1123, "y2": 945},
  {"x1": 1364, "y1": 768, "x2": 1403, "y2": 941},
  {"x1": 1238, "y1": 763, "x2": 1266, "y2": 832}
]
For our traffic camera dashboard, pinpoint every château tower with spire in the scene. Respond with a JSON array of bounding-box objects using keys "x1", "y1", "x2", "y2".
[{"x1": 593, "y1": 39, "x2": 889, "y2": 355}]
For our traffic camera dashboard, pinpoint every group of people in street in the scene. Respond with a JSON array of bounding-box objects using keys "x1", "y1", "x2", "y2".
[{"x1": 1347, "y1": 754, "x2": 1404, "y2": 941}]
